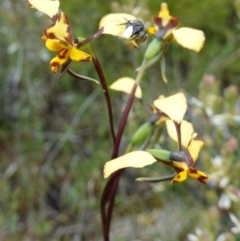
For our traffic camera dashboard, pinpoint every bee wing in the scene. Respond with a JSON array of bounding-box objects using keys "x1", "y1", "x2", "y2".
[
  {"x1": 172, "y1": 27, "x2": 205, "y2": 52},
  {"x1": 27, "y1": 0, "x2": 59, "y2": 18},
  {"x1": 122, "y1": 26, "x2": 134, "y2": 38}
]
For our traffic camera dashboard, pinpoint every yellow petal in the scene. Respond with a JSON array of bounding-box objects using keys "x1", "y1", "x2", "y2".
[
  {"x1": 188, "y1": 168, "x2": 208, "y2": 183},
  {"x1": 99, "y1": 13, "x2": 136, "y2": 37},
  {"x1": 44, "y1": 12, "x2": 74, "y2": 45},
  {"x1": 70, "y1": 47, "x2": 92, "y2": 62},
  {"x1": 44, "y1": 38, "x2": 65, "y2": 52},
  {"x1": 27, "y1": 0, "x2": 59, "y2": 18},
  {"x1": 50, "y1": 55, "x2": 68, "y2": 73},
  {"x1": 172, "y1": 170, "x2": 188, "y2": 183},
  {"x1": 171, "y1": 161, "x2": 188, "y2": 171},
  {"x1": 103, "y1": 151, "x2": 157, "y2": 178},
  {"x1": 158, "y1": 2, "x2": 172, "y2": 26},
  {"x1": 110, "y1": 77, "x2": 142, "y2": 99},
  {"x1": 188, "y1": 137, "x2": 204, "y2": 161},
  {"x1": 166, "y1": 120, "x2": 194, "y2": 148},
  {"x1": 153, "y1": 92, "x2": 187, "y2": 123},
  {"x1": 172, "y1": 27, "x2": 205, "y2": 52}
]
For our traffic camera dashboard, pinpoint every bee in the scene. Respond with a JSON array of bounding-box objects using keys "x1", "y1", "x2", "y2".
[{"x1": 121, "y1": 19, "x2": 148, "y2": 47}]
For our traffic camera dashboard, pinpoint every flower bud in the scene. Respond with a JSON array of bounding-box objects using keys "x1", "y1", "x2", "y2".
[
  {"x1": 146, "y1": 149, "x2": 170, "y2": 161},
  {"x1": 144, "y1": 38, "x2": 162, "y2": 60},
  {"x1": 131, "y1": 122, "x2": 153, "y2": 146}
]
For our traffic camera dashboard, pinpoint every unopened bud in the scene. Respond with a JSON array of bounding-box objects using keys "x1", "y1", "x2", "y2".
[
  {"x1": 144, "y1": 38, "x2": 162, "y2": 60},
  {"x1": 131, "y1": 122, "x2": 153, "y2": 146},
  {"x1": 147, "y1": 149, "x2": 170, "y2": 161}
]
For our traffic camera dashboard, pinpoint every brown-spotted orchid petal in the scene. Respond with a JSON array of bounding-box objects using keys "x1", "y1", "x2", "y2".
[
  {"x1": 69, "y1": 48, "x2": 92, "y2": 62},
  {"x1": 44, "y1": 38, "x2": 65, "y2": 52},
  {"x1": 48, "y1": 47, "x2": 91, "y2": 73},
  {"x1": 43, "y1": 36, "x2": 92, "y2": 73},
  {"x1": 172, "y1": 27, "x2": 205, "y2": 52},
  {"x1": 172, "y1": 170, "x2": 188, "y2": 183},
  {"x1": 27, "y1": 0, "x2": 59, "y2": 18},
  {"x1": 153, "y1": 92, "x2": 187, "y2": 124},
  {"x1": 188, "y1": 169, "x2": 208, "y2": 184},
  {"x1": 50, "y1": 55, "x2": 68, "y2": 73},
  {"x1": 104, "y1": 151, "x2": 157, "y2": 178},
  {"x1": 109, "y1": 77, "x2": 142, "y2": 99},
  {"x1": 44, "y1": 12, "x2": 74, "y2": 44},
  {"x1": 99, "y1": 13, "x2": 136, "y2": 37}
]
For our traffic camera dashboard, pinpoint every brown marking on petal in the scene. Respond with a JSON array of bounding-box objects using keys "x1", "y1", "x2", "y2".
[
  {"x1": 150, "y1": 105, "x2": 159, "y2": 114},
  {"x1": 59, "y1": 13, "x2": 73, "y2": 44},
  {"x1": 79, "y1": 55, "x2": 92, "y2": 62},
  {"x1": 50, "y1": 62, "x2": 61, "y2": 73},
  {"x1": 189, "y1": 168, "x2": 197, "y2": 174},
  {"x1": 193, "y1": 137, "x2": 204, "y2": 142},
  {"x1": 44, "y1": 12, "x2": 74, "y2": 45},
  {"x1": 172, "y1": 165, "x2": 185, "y2": 173},
  {"x1": 188, "y1": 168, "x2": 208, "y2": 184},
  {"x1": 44, "y1": 28, "x2": 57, "y2": 39},
  {"x1": 198, "y1": 175, "x2": 208, "y2": 184},
  {"x1": 172, "y1": 174, "x2": 181, "y2": 183},
  {"x1": 58, "y1": 48, "x2": 69, "y2": 59},
  {"x1": 152, "y1": 16, "x2": 179, "y2": 40}
]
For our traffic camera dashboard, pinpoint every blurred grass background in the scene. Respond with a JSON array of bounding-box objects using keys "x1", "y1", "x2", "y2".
[{"x1": 1, "y1": 0, "x2": 240, "y2": 240}]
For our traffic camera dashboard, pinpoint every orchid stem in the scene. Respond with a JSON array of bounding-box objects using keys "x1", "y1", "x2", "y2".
[
  {"x1": 101, "y1": 55, "x2": 149, "y2": 241},
  {"x1": 88, "y1": 45, "x2": 116, "y2": 144}
]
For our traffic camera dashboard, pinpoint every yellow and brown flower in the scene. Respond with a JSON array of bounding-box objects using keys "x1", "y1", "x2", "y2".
[
  {"x1": 147, "y1": 2, "x2": 179, "y2": 40},
  {"x1": 43, "y1": 12, "x2": 92, "y2": 73},
  {"x1": 147, "y1": 2, "x2": 205, "y2": 52},
  {"x1": 168, "y1": 136, "x2": 208, "y2": 183}
]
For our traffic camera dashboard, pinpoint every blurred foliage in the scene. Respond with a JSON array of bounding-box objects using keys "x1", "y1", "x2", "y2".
[{"x1": 1, "y1": 0, "x2": 240, "y2": 240}]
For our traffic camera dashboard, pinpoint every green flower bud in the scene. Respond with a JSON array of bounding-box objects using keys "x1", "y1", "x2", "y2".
[
  {"x1": 146, "y1": 149, "x2": 170, "y2": 161},
  {"x1": 144, "y1": 38, "x2": 162, "y2": 60},
  {"x1": 131, "y1": 122, "x2": 153, "y2": 146}
]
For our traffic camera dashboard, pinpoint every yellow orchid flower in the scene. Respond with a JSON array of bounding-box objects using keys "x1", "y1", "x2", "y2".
[
  {"x1": 165, "y1": 120, "x2": 208, "y2": 183},
  {"x1": 147, "y1": 2, "x2": 205, "y2": 52},
  {"x1": 27, "y1": 1, "x2": 92, "y2": 73},
  {"x1": 43, "y1": 12, "x2": 92, "y2": 73}
]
